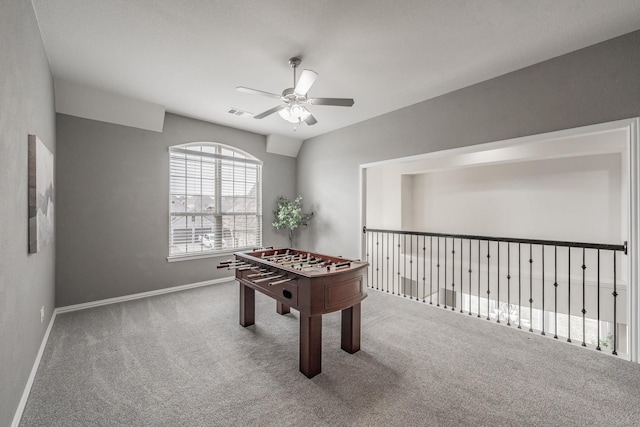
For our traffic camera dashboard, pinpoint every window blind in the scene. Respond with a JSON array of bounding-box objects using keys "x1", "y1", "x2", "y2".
[{"x1": 169, "y1": 143, "x2": 262, "y2": 257}]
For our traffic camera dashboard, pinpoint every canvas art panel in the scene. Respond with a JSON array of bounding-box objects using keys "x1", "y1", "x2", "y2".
[{"x1": 28, "y1": 134, "x2": 54, "y2": 253}]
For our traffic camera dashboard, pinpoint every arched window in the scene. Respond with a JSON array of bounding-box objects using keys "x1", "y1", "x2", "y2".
[{"x1": 169, "y1": 142, "x2": 262, "y2": 258}]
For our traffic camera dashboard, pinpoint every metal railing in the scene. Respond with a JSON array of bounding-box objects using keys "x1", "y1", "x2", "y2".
[{"x1": 363, "y1": 227, "x2": 628, "y2": 356}]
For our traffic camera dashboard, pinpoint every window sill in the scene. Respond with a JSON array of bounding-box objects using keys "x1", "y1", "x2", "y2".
[{"x1": 167, "y1": 249, "x2": 239, "y2": 263}]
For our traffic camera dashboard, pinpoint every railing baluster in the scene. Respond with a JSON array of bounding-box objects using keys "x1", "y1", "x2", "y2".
[
  {"x1": 451, "y1": 238, "x2": 455, "y2": 311},
  {"x1": 378, "y1": 233, "x2": 385, "y2": 291},
  {"x1": 468, "y1": 239, "x2": 472, "y2": 316},
  {"x1": 460, "y1": 238, "x2": 464, "y2": 313},
  {"x1": 486, "y1": 241, "x2": 490, "y2": 321},
  {"x1": 444, "y1": 238, "x2": 448, "y2": 309},
  {"x1": 518, "y1": 243, "x2": 522, "y2": 329},
  {"x1": 422, "y1": 236, "x2": 426, "y2": 303},
  {"x1": 581, "y1": 247, "x2": 586, "y2": 346},
  {"x1": 386, "y1": 233, "x2": 390, "y2": 293},
  {"x1": 377, "y1": 234, "x2": 384, "y2": 291},
  {"x1": 429, "y1": 236, "x2": 433, "y2": 304},
  {"x1": 478, "y1": 240, "x2": 481, "y2": 318},
  {"x1": 403, "y1": 234, "x2": 407, "y2": 298},
  {"x1": 541, "y1": 246, "x2": 546, "y2": 336},
  {"x1": 554, "y1": 245, "x2": 558, "y2": 339},
  {"x1": 409, "y1": 234, "x2": 413, "y2": 299},
  {"x1": 529, "y1": 244, "x2": 534, "y2": 332},
  {"x1": 613, "y1": 251, "x2": 618, "y2": 356},
  {"x1": 375, "y1": 232, "x2": 380, "y2": 290},
  {"x1": 365, "y1": 229, "x2": 370, "y2": 286},
  {"x1": 507, "y1": 243, "x2": 511, "y2": 326},
  {"x1": 415, "y1": 235, "x2": 419, "y2": 299},
  {"x1": 416, "y1": 235, "x2": 420, "y2": 300},
  {"x1": 397, "y1": 234, "x2": 401, "y2": 296},
  {"x1": 568, "y1": 247, "x2": 572, "y2": 343},
  {"x1": 437, "y1": 237, "x2": 441, "y2": 307},
  {"x1": 596, "y1": 249, "x2": 601, "y2": 350},
  {"x1": 391, "y1": 233, "x2": 395, "y2": 295},
  {"x1": 497, "y1": 242, "x2": 500, "y2": 323}
]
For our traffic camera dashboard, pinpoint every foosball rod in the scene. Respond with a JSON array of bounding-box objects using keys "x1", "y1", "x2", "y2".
[
  {"x1": 268, "y1": 277, "x2": 296, "y2": 286},
  {"x1": 262, "y1": 249, "x2": 290, "y2": 258},
  {"x1": 216, "y1": 263, "x2": 239, "y2": 269},
  {"x1": 292, "y1": 258, "x2": 325, "y2": 267},
  {"x1": 247, "y1": 268, "x2": 276, "y2": 279},
  {"x1": 246, "y1": 271, "x2": 277, "y2": 278},
  {"x1": 253, "y1": 275, "x2": 284, "y2": 284},
  {"x1": 274, "y1": 254, "x2": 320, "y2": 265},
  {"x1": 264, "y1": 254, "x2": 293, "y2": 262},
  {"x1": 224, "y1": 262, "x2": 252, "y2": 270},
  {"x1": 217, "y1": 260, "x2": 245, "y2": 267},
  {"x1": 271, "y1": 256, "x2": 299, "y2": 264}
]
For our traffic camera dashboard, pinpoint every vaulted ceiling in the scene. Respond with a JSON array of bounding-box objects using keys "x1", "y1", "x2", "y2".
[{"x1": 32, "y1": 0, "x2": 640, "y2": 140}]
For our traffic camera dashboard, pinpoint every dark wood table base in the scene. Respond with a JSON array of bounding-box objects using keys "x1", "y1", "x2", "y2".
[{"x1": 239, "y1": 283, "x2": 362, "y2": 378}]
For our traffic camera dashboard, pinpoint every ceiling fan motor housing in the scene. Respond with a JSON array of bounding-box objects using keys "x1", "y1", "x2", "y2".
[{"x1": 282, "y1": 87, "x2": 305, "y2": 103}]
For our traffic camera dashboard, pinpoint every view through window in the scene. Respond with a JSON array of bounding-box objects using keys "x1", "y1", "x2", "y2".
[{"x1": 169, "y1": 143, "x2": 262, "y2": 257}]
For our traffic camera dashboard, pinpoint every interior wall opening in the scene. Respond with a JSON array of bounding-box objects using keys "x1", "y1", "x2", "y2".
[{"x1": 360, "y1": 119, "x2": 638, "y2": 361}]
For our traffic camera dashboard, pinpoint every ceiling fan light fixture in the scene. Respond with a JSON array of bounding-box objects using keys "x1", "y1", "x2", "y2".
[{"x1": 278, "y1": 103, "x2": 310, "y2": 123}]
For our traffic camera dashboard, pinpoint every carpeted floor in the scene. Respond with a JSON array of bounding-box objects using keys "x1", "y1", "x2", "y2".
[{"x1": 19, "y1": 280, "x2": 640, "y2": 426}]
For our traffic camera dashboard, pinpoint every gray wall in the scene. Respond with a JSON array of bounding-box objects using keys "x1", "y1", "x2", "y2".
[
  {"x1": 297, "y1": 30, "x2": 640, "y2": 259},
  {"x1": 55, "y1": 113, "x2": 296, "y2": 307},
  {"x1": 0, "y1": 0, "x2": 56, "y2": 424}
]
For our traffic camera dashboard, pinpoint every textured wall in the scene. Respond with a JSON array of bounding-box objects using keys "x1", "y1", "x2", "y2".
[
  {"x1": 296, "y1": 30, "x2": 640, "y2": 259},
  {"x1": 55, "y1": 113, "x2": 296, "y2": 307},
  {"x1": 0, "y1": 0, "x2": 56, "y2": 424}
]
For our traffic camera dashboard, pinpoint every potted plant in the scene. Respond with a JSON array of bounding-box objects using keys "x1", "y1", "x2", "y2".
[{"x1": 272, "y1": 196, "x2": 314, "y2": 248}]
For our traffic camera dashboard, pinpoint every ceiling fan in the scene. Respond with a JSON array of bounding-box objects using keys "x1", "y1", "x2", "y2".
[{"x1": 236, "y1": 57, "x2": 354, "y2": 126}]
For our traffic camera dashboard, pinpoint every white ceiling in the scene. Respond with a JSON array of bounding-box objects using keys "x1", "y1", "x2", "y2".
[{"x1": 32, "y1": 0, "x2": 640, "y2": 140}]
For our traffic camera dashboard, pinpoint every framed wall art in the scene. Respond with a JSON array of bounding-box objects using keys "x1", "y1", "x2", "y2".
[{"x1": 28, "y1": 134, "x2": 54, "y2": 253}]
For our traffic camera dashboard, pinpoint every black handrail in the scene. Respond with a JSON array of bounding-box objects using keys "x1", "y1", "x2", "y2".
[{"x1": 363, "y1": 227, "x2": 627, "y2": 254}]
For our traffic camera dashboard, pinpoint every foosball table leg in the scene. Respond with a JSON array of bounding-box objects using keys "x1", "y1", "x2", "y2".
[
  {"x1": 276, "y1": 301, "x2": 290, "y2": 315},
  {"x1": 299, "y1": 314, "x2": 322, "y2": 378},
  {"x1": 239, "y1": 283, "x2": 255, "y2": 327},
  {"x1": 341, "y1": 303, "x2": 361, "y2": 354}
]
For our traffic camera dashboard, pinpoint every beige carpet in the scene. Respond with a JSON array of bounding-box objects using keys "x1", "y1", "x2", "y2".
[{"x1": 20, "y1": 280, "x2": 640, "y2": 426}]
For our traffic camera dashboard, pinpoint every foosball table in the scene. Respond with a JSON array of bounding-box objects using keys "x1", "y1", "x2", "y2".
[{"x1": 218, "y1": 247, "x2": 368, "y2": 378}]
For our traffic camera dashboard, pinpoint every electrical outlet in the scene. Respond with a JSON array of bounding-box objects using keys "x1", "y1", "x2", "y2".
[{"x1": 40, "y1": 306, "x2": 44, "y2": 323}]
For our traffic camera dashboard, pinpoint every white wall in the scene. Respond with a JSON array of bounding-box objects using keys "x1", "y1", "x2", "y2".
[
  {"x1": 409, "y1": 154, "x2": 623, "y2": 243},
  {"x1": 365, "y1": 163, "x2": 404, "y2": 229}
]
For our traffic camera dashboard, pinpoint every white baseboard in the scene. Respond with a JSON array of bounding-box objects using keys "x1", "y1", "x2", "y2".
[
  {"x1": 56, "y1": 276, "x2": 234, "y2": 314},
  {"x1": 11, "y1": 310, "x2": 57, "y2": 427},
  {"x1": 11, "y1": 276, "x2": 234, "y2": 426}
]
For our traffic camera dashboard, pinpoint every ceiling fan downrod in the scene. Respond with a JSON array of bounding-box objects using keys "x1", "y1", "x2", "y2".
[{"x1": 289, "y1": 57, "x2": 301, "y2": 88}]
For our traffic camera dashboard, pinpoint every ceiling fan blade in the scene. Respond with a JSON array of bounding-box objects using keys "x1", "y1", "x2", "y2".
[
  {"x1": 304, "y1": 113, "x2": 317, "y2": 126},
  {"x1": 254, "y1": 105, "x2": 285, "y2": 119},
  {"x1": 307, "y1": 97, "x2": 354, "y2": 107},
  {"x1": 294, "y1": 69, "x2": 318, "y2": 96},
  {"x1": 236, "y1": 87, "x2": 281, "y2": 99}
]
